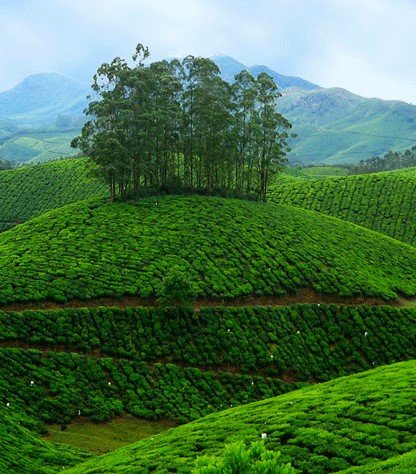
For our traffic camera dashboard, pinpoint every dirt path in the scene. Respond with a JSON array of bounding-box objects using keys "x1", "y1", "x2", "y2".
[{"x1": 0, "y1": 288, "x2": 414, "y2": 313}]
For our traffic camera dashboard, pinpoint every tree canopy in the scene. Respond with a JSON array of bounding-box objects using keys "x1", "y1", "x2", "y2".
[{"x1": 72, "y1": 44, "x2": 293, "y2": 202}]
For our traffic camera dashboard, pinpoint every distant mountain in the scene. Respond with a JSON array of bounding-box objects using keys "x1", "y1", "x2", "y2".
[
  {"x1": 211, "y1": 55, "x2": 416, "y2": 164},
  {"x1": 1, "y1": 59, "x2": 415, "y2": 165},
  {"x1": 278, "y1": 87, "x2": 416, "y2": 164},
  {"x1": 211, "y1": 54, "x2": 320, "y2": 90},
  {"x1": 0, "y1": 73, "x2": 89, "y2": 125}
]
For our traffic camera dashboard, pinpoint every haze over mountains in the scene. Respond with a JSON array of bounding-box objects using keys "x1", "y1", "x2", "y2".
[{"x1": 0, "y1": 55, "x2": 415, "y2": 164}]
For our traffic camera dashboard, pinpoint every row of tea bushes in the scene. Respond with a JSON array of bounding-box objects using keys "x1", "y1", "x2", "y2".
[
  {"x1": 0, "y1": 348, "x2": 301, "y2": 424},
  {"x1": 271, "y1": 168, "x2": 416, "y2": 246},
  {"x1": 1, "y1": 196, "x2": 416, "y2": 304},
  {"x1": 1, "y1": 304, "x2": 415, "y2": 381},
  {"x1": 0, "y1": 158, "x2": 105, "y2": 233}
]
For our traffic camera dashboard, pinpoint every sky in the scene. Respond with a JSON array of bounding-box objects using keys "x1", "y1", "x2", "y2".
[{"x1": 1, "y1": 0, "x2": 415, "y2": 103}]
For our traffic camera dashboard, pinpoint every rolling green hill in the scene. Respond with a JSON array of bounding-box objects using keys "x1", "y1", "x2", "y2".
[
  {"x1": 0, "y1": 130, "x2": 81, "y2": 165},
  {"x1": 0, "y1": 158, "x2": 106, "y2": 233},
  {"x1": 67, "y1": 360, "x2": 416, "y2": 473},
  {"x1": 1, "y1": 196, "x2": 416, "y2": 304},
  {"x1": 271, "y1": 168, "x2": 416, "y2": 246},
  {"x1": 278, "y1": 87, "x2": 416, "y2": 165}
]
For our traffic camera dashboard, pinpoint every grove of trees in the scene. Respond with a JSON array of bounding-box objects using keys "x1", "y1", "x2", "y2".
[
  {"x1": 72, "y1": 44, "x2": 293, "y2": 202},
  {"x1": 351, "y1": 145, "x2": 416, "y2": 173}
]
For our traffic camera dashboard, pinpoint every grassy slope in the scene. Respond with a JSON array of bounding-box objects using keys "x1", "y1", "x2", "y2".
[
  {"x1": 1, "y1": 196, "x2": 416, "y2": 304},
  {"x1": 1, "y1": 304, "x2": 415, "y2": 425},
  {"x1": 67, "y1": 360, "x2": 416, "y2": 473},
  {"x1": 271, "y1": 168, "x2": 416, "y2": 246},
  {"x1": 341, "y1": 450, "x2": 416, "y2": 473},
  {"x1": 0, "y1": 157, "x2": 106, "y2": 232},
  {"x1": 0, "y1": 406, "x2": 90, "y2": 474},
  {"x1": 46, "y1": 417, "x2": 175, "y2": 455}
]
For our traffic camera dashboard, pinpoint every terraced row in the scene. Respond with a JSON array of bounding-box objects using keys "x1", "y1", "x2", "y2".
[
  {"x1": 0, "y1": 158, "x2": 106, "y2": 233},
  {"x1": 1, "y1": 304, "x2": 415, "y2": 426},
  {"x1": 270, "y1": 168, "x2": 416, "y2": 246}
]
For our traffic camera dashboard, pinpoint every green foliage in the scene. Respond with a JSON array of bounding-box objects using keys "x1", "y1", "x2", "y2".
[
  {"x1": 0, "y1": 405, "x2": 90, "y2": 473},
  {"x1": 193, "y1": 441, "x2": 295, "y2": 473},
  {"x1": 0, "y1": 157, "x2": 106, "y2": 233},
  {"x1": 0, "y1": 196, "x2": 416, "y2": 304},
  {"x1": 271, "y1": 168, "x2": 416, "y2": 246},
  {"x1": 66, "y1": 360, "x2": 416, "y2": 473},
  {"x1": 351, "y1": 145, "x2": 416, "y2": 173},
  {"x1": 340, "y1": 450, "x2": 416, "y2": 473},
  {"x1": 72, "y1": 44, "x2": 292, "y2": 201},
  {"x1": 0, "y1": 304, "x2": 415, "y2": 426},
  {"x1": 158, "y1": 266, "x2": 197, "y2": 309}
]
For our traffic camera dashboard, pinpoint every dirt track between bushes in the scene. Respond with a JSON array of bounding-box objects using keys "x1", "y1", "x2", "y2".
[{"x1": 0, "y1": 288, "x2": 415, "y2": 313}]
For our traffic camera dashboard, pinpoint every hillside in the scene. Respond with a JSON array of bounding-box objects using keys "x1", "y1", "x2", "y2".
[
  {"x1": 271, "y1": 168, "x2": 416, "y2": 246},
  {"x1": 67, "y1": 360, "x2": 416, "y2": 473},
  {"x1": 278, "y1": 87, "x2": 416, "y2": 164},
  {"x1": 0, "y1": 73, "x2": 89, "y2": 125},
  {"x1": 0, "y1": 73, "x2": 89, "y2": 163},
  {"x1": 2, "y1": 304, "x2": 415, "y2": 426},
  {"x1": 0, "y1": 130, "x2": 82, "y2": 165},
  {"x1": 1, "y1": 196, "x2": 416, "y2": 304},
  {"x1": 0, "y1": 406, "x2": 89, "y2": 473},
  {"x1": 213, "y1": 55, "x2": 416, "y2": 165},
  {"x1": 0, "y1": 158, "x2": 106, "y2": 233}
]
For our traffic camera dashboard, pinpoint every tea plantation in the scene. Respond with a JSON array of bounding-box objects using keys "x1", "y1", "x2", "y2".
[
  {"x1": 66, "y1": 360, "x2": 416, "y2": 473},
  {"x1": 1, "y1": 195, "x2": 416, "y2": 306},
  {"x1": 1, "y1": 304, "x2": 415, "y2": 427},
  {"x1": 0, "y1": 405, "x2": 90, "y2": 473},
  {"x1": 0, "y1": 158, "x2": 106, "y2": 233},
  {"x1": 271, "y1": 168, "x2": 416, "y2": 246}
]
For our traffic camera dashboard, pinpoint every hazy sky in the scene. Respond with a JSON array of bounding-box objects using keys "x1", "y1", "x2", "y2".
[{"x1": 1, "y1": 0, "x2": 415, "y2": 103}]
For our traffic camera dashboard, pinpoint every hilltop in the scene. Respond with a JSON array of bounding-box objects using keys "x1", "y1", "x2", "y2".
[
  {"x1": 1, "y1": 195, "x2": 416, "y2": 305},
  {"x1": 212, "y1": 54, "x2": 320, "y2": 90},
  {"x1": 67, "y1": 360, "x2": 416, "y2": 473},
  {"x1": 271, "y1": 167, "x2": 416, "y2": 246}
]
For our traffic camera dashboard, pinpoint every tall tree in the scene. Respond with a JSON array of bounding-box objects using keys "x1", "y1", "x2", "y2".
[{"x1": 72, "y1": 44, "x2": 293, "y2": 202}]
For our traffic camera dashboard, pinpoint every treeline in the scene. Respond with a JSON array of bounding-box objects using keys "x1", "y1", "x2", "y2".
[
  {"x1": 351, "y1": 145, "x2": 416, "y2": 173},
  {"x1": 72, "y1": 44, "x2": 293, "y2": 202}
]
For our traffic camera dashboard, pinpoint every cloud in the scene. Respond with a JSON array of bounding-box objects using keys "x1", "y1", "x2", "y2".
[{"x1": 0, "y1": 0, "x2": 415, "y2": 103}]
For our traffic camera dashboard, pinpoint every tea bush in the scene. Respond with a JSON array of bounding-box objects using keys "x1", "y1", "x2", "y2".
[{"x1": 0, "y1": 195, "x2": 415, "y2": 304}]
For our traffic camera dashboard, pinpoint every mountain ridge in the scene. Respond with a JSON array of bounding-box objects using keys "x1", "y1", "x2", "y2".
[{"x1": 1, "y1": 56, "x2": 416, "y2": 164}]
